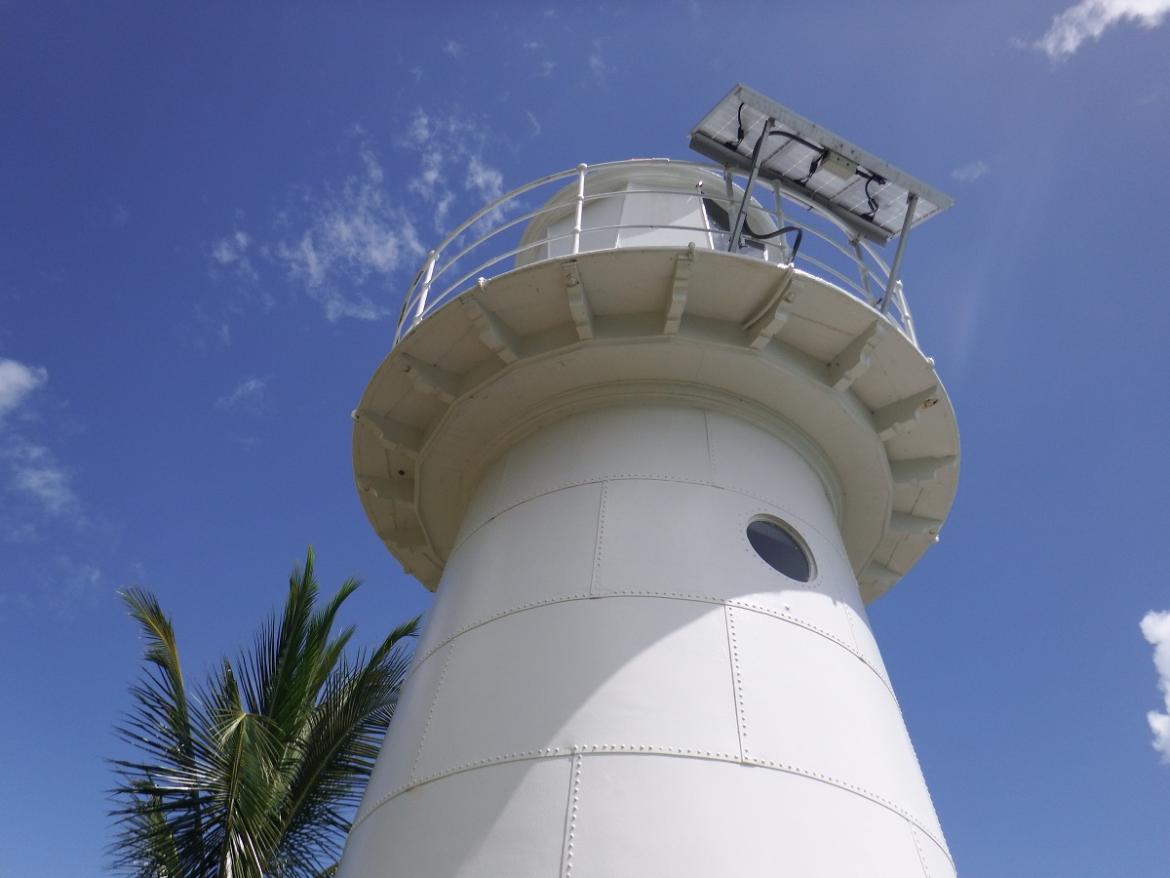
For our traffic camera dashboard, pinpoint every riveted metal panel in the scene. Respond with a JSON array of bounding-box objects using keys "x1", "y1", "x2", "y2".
[
  {"x1": 595, "y1": 478, "x2": 863, "y2": 663},
  {"x1": 569, "y1": 753, "x2": 944, "y2": 877},
  {"x1": 730, "y1": 605, "x2": 945, "y2": 842},
  {"x1": 340, "y1": 759, "x2": 568, "y2": 878},
  {"x1": 357, "y1": 639, "x2": 456, "y2": 820},
  {"x1": 422, "y1": 481, "x2": 604, "y2": 654},
  {"x1": 705, "y1": 409, "x2": 836, "y2": 524},
  {"x1": 411, "y1": 595, "x2": 740, "y2": 782},
  {"x1": 493, "y1": 405, "x2": 713, "y2": 511}
]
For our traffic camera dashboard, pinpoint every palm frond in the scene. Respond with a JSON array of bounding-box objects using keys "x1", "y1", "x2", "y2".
[{"x1": 111, "y1": 550, "x2": 419, "y2": 878}]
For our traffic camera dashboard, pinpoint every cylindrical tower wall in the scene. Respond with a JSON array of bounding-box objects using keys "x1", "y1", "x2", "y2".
[{"x1": 340, "y1": 404, "x2": 953, "y2": 878}]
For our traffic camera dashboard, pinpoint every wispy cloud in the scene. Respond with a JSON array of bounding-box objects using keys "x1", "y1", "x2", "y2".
[
  {"x1": 1141, "y1": 609, "x2": 1170, "y2": 763},
  {"x1": 0, "y1": 358, "x2": 48, "y2": 423},
  {"x1": 215, "y1": 376, "x2": 267, "y2": 411},
  {"x1": 6, "y1": 440, "x2": 78, "y2": 517},
  {"x1": 400, "y1": 108, "x2": 515, "y2": 234},
  {"x1": 209, "y1": 229, "x2": 259, "y2": 281},
  {"x1": 525, "y1": 110, "x2": 542, "y2": 137},
  {"x1": 587, "y1": 41, "x2": 609, "y2": 82},
  {"x1": 275, "y1": 140, "x2": 424, "y2": 321},
  {"x1": 210, "y1": 112, "x2": 512, "y2": 324},
  {"x1": 952, "y1": 160, "x2": 991, "y2": 183},
  {"x1": 442, "y1": 39, "x2": 463, "y2": 59},
  {"x1": 0, "y1": 359, "x2": 83, "y2": 525},
  {"x1": 1033, "y1": 0, "x2": 1170, "y2": 59}
]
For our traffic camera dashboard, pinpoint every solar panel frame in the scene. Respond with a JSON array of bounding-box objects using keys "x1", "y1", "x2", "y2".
[{"x1": 688, "y1": 84, "x2": 954, "y2": 244}]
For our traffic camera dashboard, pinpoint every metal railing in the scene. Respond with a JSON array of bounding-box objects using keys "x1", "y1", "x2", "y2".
[{"x1": 394, "y1": 158, "x2": 919, "y2": 349}]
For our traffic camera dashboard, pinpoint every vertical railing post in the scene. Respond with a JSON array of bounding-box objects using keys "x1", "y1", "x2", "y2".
[
  {"x1": 880, "y1": 192, "x2": 918, "y2": 314},
  {"x1": 851, "y1": 236, "x2": 875, "y2": 303},
  {"x1": 572, "y1": 163, "x2": 587, "y2": 255},
  {"x1": 414, "y1": 249, "x2": 438, "y2": 325},
  {"x1": 772, "y1": 181, "x2": 790, "y2": 264},
  {"x1": 894, "y1": 280, "x2": 918, "y2": 347},
  {"x1": 729, "y1": 117, "x2": 774, "y2": 252}
]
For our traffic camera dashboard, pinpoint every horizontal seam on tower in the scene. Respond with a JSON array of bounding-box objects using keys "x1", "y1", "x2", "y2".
[
  {"x1": 450, "y1": 474, "x2": 849, "y2": 569},
  {"x1": 349, "y1": 744, "x2": 950, "y2": 857},
  {"x1": 405, "y1": 590, "x2": 893, "y2": 696}
]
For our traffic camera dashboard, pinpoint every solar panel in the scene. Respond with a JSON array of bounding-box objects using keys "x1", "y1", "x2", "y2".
[{"x1": 689, "y1": 84, "x2": 953, "y2": 244}]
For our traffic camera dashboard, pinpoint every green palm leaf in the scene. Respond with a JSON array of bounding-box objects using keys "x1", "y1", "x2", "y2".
[{"x1": 111, "y1": 548, "x2": 419, "y2": 878}]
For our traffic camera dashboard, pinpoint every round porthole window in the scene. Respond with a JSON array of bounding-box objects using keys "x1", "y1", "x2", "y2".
[{"x1": 746, "y1": 518, "x2": 813, "y2": 582}]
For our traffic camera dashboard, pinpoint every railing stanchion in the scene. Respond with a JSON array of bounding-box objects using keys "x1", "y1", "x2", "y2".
[
  {"x1": 414, "y1": 249, "x2": 438, "y2": 326},
  {"x1": 572, "y1": 164, "x2": 587, "y2": 255},
  {"x1": 881, "y1": 192, "x2": 918, "y2": 315},
  {"x1": 772, "y1": 181, "x2": 790, "y2": 263},
  {"x1": 851, "y1": 236, "x2": 875, "y2": 304}
]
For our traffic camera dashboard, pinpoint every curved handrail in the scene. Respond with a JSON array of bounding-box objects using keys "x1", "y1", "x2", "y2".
[{"x1": 393, "y1": 158, "x2": 918, "y2": 349}]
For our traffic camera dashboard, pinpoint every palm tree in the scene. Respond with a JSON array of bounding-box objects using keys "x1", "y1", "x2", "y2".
[{"x1": 111, "y1": 548, "x2": 419, "y2": 878}]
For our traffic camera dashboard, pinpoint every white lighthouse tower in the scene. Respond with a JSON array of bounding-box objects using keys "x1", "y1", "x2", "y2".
[{"x1": 341, "y1": 85, "x2": 960, "y2": 877}]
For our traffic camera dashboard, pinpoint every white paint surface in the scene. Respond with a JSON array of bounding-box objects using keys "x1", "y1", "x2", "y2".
[{"x1": 340, "y1": 405, "x2": 953, "y2": 877}]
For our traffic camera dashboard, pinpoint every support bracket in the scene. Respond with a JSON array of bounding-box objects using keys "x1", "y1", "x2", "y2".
[
  {"x1": 889, "y1": 456, "x2": 958, "y2": 488},
  {"x1": 352, "y1": 409, "x2": 422, "y2": 457},
  {"x1": 742, "y1": 267, "x2": 796, "y2": 351},
  {"x1": 828, "y1": 320, "x2": 886, "y2": 392},
  {"x1": 564, "y1": 260, "x2": 593, "y2": 340},
  {"x1": 872, "y1": 386, "x2": 939, "y2": 441},
  {"x1": 462, "y1": 281, "x2": 520, "y2": 364},
  {"x1": 357, "y1": 475, "x2": 416, "y2": 506},
  {"x1": 663, "y1": 243, "x2": 695, "y2": 336},
  {"x1": 399, "y1": 353, "x2": 460, "y2": 404}
]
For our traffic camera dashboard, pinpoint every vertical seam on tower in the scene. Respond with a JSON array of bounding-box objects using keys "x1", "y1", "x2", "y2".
[
  {"x1": 589, "y1": 481, "x2": 608, "y2": 597},
  {"x1": 724, "y1": 604, "x2": 747, "y2": 762},
  {"x1": 704, "y1": 409, "x2": 717, "y2": 482},
  {"x1": 560, "y1": 751, "x2": 583, "y2": 878},
  {"x1": 910, "y1": 825, "x2": 932, "y2": 877},
  {"x1": 409, "y1": 639, "x2": 456, "y2": 784},
  {"x1": 843, "y1": 602, "x2": 862, "y2": 655}
]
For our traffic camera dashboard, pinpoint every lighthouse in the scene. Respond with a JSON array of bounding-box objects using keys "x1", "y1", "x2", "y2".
[{"x1": 341, "y1": 84, "x2": 960, "y2": 876}]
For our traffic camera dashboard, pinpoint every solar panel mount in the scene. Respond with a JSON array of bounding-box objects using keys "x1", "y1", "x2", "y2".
[{"x1": 689, "y1": 84, "x2": 953, "y2": 245}]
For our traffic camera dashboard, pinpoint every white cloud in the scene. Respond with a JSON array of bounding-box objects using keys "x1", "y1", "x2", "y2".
[
  {"x1": 465, "y1": 156, "x2": 504, "y2": 203},
  {"x1": 0, "y1": 358, "x2": 47, "y2": 422},
  {"x1": 1034, "y1": 0, "x2": 1170, "y2": 59},
  {"x1": 210, "y1": 229, "x2": 259, "y2": 281},
  {"x1": 5, "y1": 440, "x2": 78, "y2": 517},
  {"x1": 442, "y1": 39, "x2": 463, "y2": 59},
  {"x1": 0, "y1": 360, "x2": 82, "y2": 523},
  {"x1": 215, "y1": 376, "x2": 267, "y2": 411},
  {"x1": 1141, "y1": 610, "x2": 1170, "y2": 762},
  {"x1": 588, "y1": 49, "x2": 607, "y2": 81},
  {"x1": 952, "y1": 160, "x2": 991, "y2": 183},
  {"x1": 539, "y1": 60, "x2": 556, "y2": 78},
  {"x1": 400, "y1": 108, "x2": 515, "y2": 235},
  {"x1": 275, "y1": 139, "x2": 424, "y2": 321},
  {"x1": 525, "y1": 110, "x2": 542, "y2": 137}
]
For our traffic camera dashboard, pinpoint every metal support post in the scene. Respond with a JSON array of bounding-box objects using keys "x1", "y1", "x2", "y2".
[
  {"x1": 772, "y1": 181, "x2": 790, "y2": 263},
  {"x1": 414, "y1": 249, "x2": 438, "y2": 324},
  {"x1": 572, "y1": 163, "x2": 587, "y2": 255},
  {"x1": 851, "y1": 236, "x2": 874, "y2": 303},
  {"x1": 729, "y1": 117, "x2": 774, "y2": 252},
  {"x1": 880, "y1": 192, "x2": 918, "y2": 314}
]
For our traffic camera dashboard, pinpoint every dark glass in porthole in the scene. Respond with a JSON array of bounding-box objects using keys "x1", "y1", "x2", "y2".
[{"x1": 746, "y1": 519, "x2": 811, "y2": 582}]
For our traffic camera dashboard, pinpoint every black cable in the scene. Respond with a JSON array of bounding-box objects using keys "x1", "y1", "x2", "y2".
[
  {"x1": 744, "y1": 227, "x2": 800, "y2": 261},
  {"x1": 858, "y1": 170, "x2": 887, "y2": 218},
  {"x1": 723, "y1": 102, "x2": 747, "y2": 150}
]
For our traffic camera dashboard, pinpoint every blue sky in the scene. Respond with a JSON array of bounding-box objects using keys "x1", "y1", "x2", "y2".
[{"x1": 2, "y1": 1, "x2": 1169, "y2": 874}]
